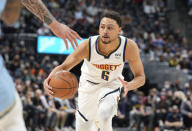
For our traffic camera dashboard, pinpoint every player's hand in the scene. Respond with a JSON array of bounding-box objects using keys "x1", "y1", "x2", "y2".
[
  {"x1": 118, "y1": 77, "x2": 129, "y2": 97},
  {"x1": 43, "y1": 77, "x2": 54, "y2": 96},
  {"x1": 49, "y1": 20, "x2": 81, "y2": 50}
]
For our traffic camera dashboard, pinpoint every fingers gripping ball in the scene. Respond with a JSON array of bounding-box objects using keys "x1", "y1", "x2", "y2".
[{"x1": 49, "y1": 70, "x2": 78, "y2": 99}]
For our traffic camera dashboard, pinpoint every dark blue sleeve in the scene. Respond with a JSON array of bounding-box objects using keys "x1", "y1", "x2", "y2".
[
  {"x1": 178, "y1": 113, "x2": 183, "y2": 121},
  {"x1": 165, "y1": 113, "x2": 172, "y2": 121}
]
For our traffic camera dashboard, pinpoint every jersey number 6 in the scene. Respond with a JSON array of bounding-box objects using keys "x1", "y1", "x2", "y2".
[{"x1": 101, "y1": 71, "x2": 110, "y2": 81}]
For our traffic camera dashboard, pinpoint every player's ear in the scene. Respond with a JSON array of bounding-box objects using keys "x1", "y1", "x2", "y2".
[{"x1": 118, "y1": 27, "x2": 122, "y2": 34}]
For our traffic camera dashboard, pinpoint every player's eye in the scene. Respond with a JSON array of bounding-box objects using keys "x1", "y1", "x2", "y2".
[{"x1": 100, "y1": 26, "x2": 105, "y2": 29}]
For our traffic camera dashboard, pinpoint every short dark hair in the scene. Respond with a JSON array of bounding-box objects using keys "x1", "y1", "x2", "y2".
[{"x1": 100, "y1": 10, "x2": 122, "y2": 27}]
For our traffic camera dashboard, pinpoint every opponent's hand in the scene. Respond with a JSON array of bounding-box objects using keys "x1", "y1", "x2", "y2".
[
  {"x1": 118, "y1": 77, "x2": 129, "y2": 97},
  {"x1": 49, "y1": 20, "x2": 81, "y2": 50},
  {"x1": 43, "y1": 77, "x2": 54, "y2": 97}
]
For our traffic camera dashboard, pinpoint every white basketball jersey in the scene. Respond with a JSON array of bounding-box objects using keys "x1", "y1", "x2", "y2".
[{"x1": 80, "y1": 35, "x2": 127, "y2": 84}]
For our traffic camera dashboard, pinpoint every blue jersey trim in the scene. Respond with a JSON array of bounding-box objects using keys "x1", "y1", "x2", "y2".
[
  {"x1": 123, "y1": 38, "x2": 127, "y2": 62},
  {"x1": 77, "y1": 110, "x2": 88, "y2": 122},
  {"x1": 95, "y1": 36, "x2": 121, "y2": 59}
]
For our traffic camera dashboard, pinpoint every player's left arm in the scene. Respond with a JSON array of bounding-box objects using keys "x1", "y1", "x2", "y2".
[
  {"x1": 118, "y1": 39, "x2": 145, "y2": 96},
  {"x1": 21, "y1": 0, "x2": 81, "y2": 49}
]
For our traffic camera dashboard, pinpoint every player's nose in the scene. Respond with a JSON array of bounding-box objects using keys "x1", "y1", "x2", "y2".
[{"x1": 103, "y1": 28, "x2": 108, "y2": 33}]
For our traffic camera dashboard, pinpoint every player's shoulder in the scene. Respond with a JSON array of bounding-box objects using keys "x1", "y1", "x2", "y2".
[
  {"x1": 86, "y1": 35, "x2": 100, "y2": 47},
  {"x1": 88, "y1": 35, "x2": 99, "y2": 39},
  {"x1": 79, "y1": 35, "x2": 99, "y2": 49},
  {"x1": 126, "y1": 38, "x2": 137, "y2": 45},
  {"x1": 124, "y1": 37, "x2": 140, "y2": 61},
  {"x1": 74, "y1": 38, "x2": 89, "y2": 52},
  {"x1": 88, "y1": 35, "x2": 99, "y2": 42},
  {"x1": 119, "y1": 35, "x2": 136, "y2": 45},
  {"x1": 125, "y1": 38, "x2": 138, "y2": 49}
]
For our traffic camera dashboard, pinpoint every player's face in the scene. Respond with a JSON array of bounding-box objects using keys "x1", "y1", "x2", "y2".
[{"x1": 99, "y1": 17, "x2": 121, "y2": 44}]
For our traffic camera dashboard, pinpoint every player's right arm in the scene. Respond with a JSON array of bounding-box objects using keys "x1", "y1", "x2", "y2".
[
  {"x1": 21, "y1": 0, "x2": 81, "y2": 49},
  {"x1": 43, "y1": 39, "x2": 89, "y2": 96}
]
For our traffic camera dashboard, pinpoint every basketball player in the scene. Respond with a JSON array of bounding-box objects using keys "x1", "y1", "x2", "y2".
[
  {"x1": 44, "y1": 11, "x2": 145, "y2": 131},
  {"x1": 1, "y1": 0, "x2": 81, "y2": 49},
  {"x1": 0, "y1": 0, "x2": 80, "y2": 130},
  {"x1": 0, "y1": 1, "x2": 27, "y2": 129}
]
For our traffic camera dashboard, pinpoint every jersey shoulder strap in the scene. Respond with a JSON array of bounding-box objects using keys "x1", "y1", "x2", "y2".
[{"x1": 88, "y1": 35, "x2": 99, "y2": 61}]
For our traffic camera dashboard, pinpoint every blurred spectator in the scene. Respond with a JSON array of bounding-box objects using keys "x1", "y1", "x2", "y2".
[
  {"x1": 141, "y1": 88, "x2": 158, "y2": 131},
  {"x1": 114, "y1": 93, "x2": 130, "y2": 127},
  {"x1": 166, "y1": 0, "x2": 175, "y2": 11},
  {"x1": 31, "y1": 89, "x2": 46, "y2": 130},
  {"x1": 128, "y1": 91, "x2": 145, "y2": 131},
  {"x1": 164, "y1": 105, "x2": 183, "y2": 131},
  {"x1": 153, "y1": 33, "x2": 164, "y2": 47},
  {"x1": 178, "y1": 56, "x2": 190, "y2": 72},
  {"x1": 22, "y1": 89, "x2": 34, "y2": 128},
  {"x1": 188, "y1": 0, "x2": 192, "y2": 15},
  {"x1": 37, "y1": 23, "x2": 50, "y2": 35},
  {"x1": 154, "y1": 94, "x2": 169, "y2": 131},
  {"x1": 180, "y1": 91, "x2": 192, "y2": 130},
  {"x1": 85, "y1": 1, "x2": 99, "y2": 17},
  {"x1": 143, "y1": 0, "x2": 156, "y2": 15},
  {"x1": 44, "y1": 96, "x2": 57, "y2": 130},
  {"x1": 54, "y1": 98, "x2": 76, "y2": 129},
  {"x1": 169, "y1": 56, "x2": 179, "y2": 67}
]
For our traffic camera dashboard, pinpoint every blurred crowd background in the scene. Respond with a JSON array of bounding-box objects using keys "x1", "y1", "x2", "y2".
[{"x1": 1, "y1": 0, "x2": 192, "y2": 131}]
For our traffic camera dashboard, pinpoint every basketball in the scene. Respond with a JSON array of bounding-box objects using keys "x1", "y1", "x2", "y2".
[{"x1": 49, "y1": 70, "x2": 78, "y2": 99}]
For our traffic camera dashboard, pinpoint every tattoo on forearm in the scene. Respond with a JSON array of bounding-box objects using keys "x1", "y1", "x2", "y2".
[{"x1": 21, "y1": 0, "x2": 55, "y2": 25}]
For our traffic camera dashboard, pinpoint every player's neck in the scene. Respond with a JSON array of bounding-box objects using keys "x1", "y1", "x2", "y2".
[{"x1": 98, "y1": 37, "x2": 120, "y2": 55}]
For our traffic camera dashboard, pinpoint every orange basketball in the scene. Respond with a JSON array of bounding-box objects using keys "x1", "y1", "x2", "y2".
[{"x1": 49, "y1": 70, "x2": 78, "y2": 99}]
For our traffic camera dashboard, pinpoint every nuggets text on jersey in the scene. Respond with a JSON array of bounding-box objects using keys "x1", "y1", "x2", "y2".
[{"x1": 92, "y1": 63, "x2": 121, "y2": 71}]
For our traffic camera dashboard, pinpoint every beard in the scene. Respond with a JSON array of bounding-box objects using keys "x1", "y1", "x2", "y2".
[
  {"x1": 101, "y1": 39, "x2": 112, "y2": 44},
  {"x1": 100, "y1": 36, "x2": 118, "y2": 44}
]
